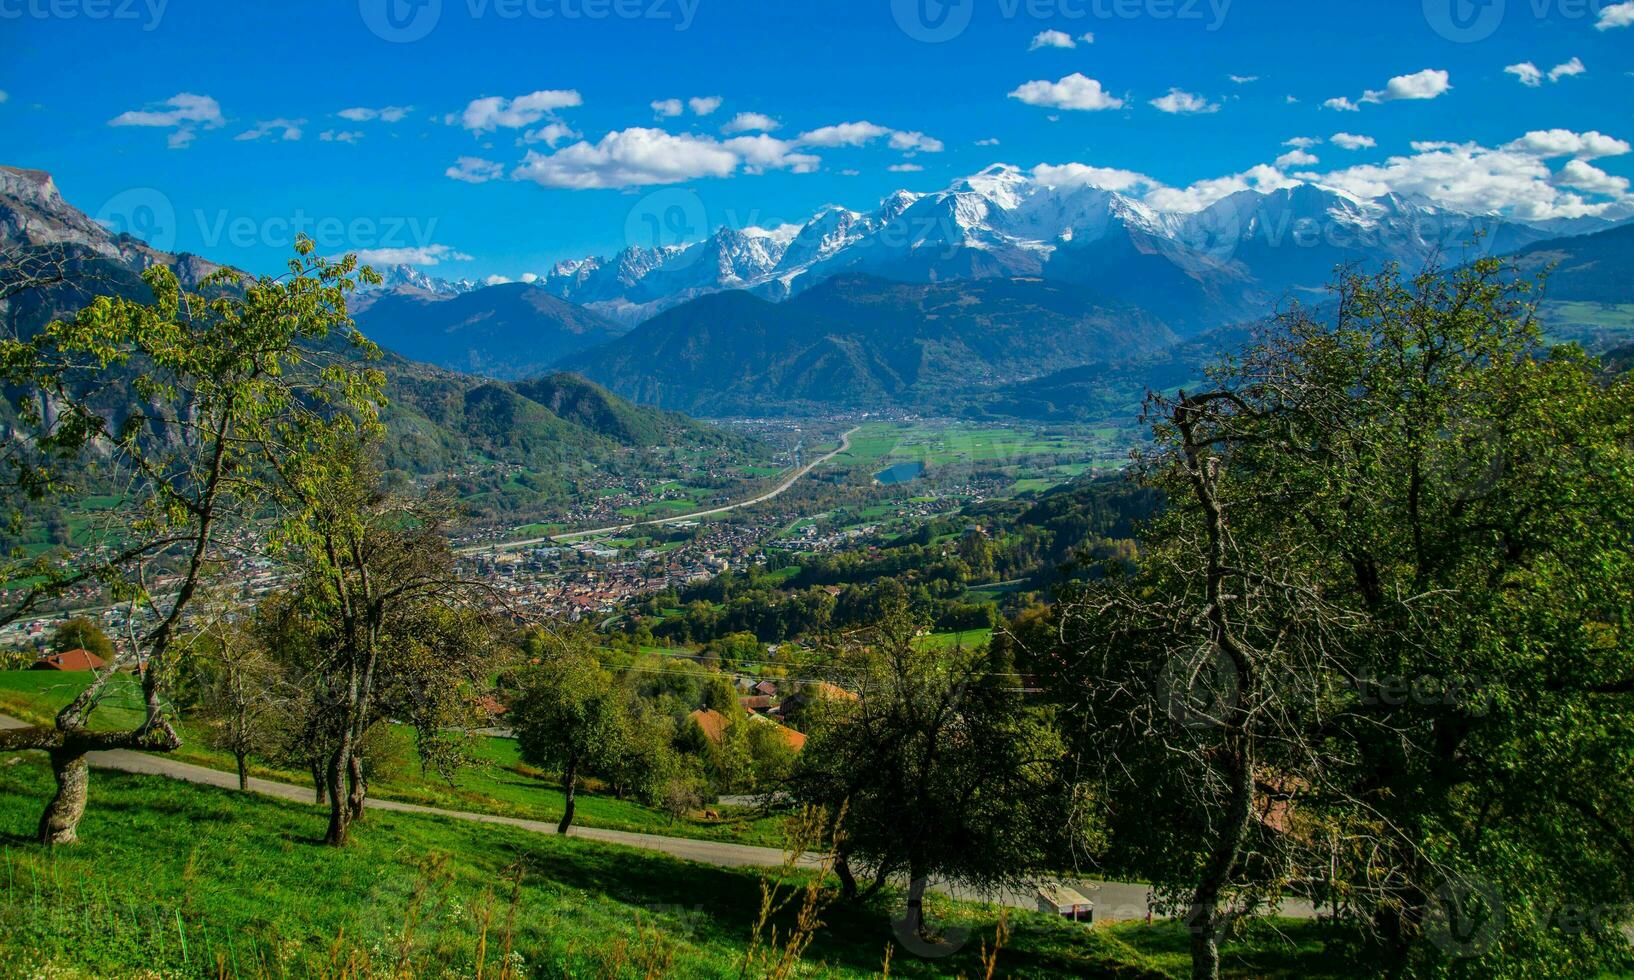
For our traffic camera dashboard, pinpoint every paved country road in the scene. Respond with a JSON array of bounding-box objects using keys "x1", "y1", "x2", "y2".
[
  {"x1": 468, "y1": 426, "x2": 862, "y2": 554},
  {"x1": 0, "y1": 714, "x2": 1315, "y2": 923}
]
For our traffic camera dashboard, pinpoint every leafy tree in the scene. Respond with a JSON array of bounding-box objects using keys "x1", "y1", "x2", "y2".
[
  {"x1": 787, "y1": 605, "x2": 1073, "y2": 939},
  {"x1": 50, "y1": 618, "x2": 113, "y2": 661},
  {"x1": 1042, "y1": 258, "x2": 1634, "y2": 978},
  {"x1": 512, "y1": 629, "x2": 628, "y2": 834},
  {"x1": 273, "y1": 440, "x2": 496, "y2": 846},
  {"x1": 0, "y1": 239, "x2": 383, "y2": 845}
]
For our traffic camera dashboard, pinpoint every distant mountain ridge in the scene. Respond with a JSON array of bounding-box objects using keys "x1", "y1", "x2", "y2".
[{"x1": 537, "y1": 164, "x2": 1618, "y2": 331}]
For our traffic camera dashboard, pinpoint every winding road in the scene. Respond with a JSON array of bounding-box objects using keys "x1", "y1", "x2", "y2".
[{"x1": 469, "y1": 426, "x2": 860, "y2": 554}]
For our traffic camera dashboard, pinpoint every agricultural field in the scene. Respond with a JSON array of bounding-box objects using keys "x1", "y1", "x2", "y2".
[{"x1": 828, "y1": 420, "x2": 1130, "y2": 495}]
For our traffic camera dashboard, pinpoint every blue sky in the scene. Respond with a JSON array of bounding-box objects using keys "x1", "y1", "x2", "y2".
[{"x1": 3, "y1": 0, "x2": 1631, "y2": 280}]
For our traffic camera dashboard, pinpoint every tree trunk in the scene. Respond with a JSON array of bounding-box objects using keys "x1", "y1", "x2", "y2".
[
  {"x1": 311, "y1": 759, "x2": 327, "y2": 804},
  {"x1": 235, "y1": 751, "x2": 248, "y2": 792},
  {"x1": 37, "y1": 748, "x2": 89, "y2": 845},
  {"x1": 904, "y1": 868, "x2": 929, "y2": 939},
  {"x1": 324, "y1": 747, "x2": 350, "y2": 847},
  {"x1": 836, "y1": 852, "x2": 859, "y2": 901},
  {"x1": 558, "y1": 758, "x2": 578, "y2": 834},
  {"x1": 347, "y1": 751, "x2": 366, "y2": 823},
  {"x1": 1189, "y1": 921, "x2": 1221, "y2": 980}
]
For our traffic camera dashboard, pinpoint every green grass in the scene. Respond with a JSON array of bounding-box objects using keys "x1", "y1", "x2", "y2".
[
  {"x1": 913, "y1": 629, "x2": 994, "y2": 652},
  {"x1": 0, "y1": 756, "x2": 1346, "y2": 978},
  {"x1": 0, "y1": 671, "x2": 785, "y2": 847}
]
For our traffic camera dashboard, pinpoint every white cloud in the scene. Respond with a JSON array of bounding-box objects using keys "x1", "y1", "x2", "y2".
[
  {"x1": 1331, "y1": 132, "x2": 1376, "y2": 150},
  {"x1": 1323, "y1": 97, "x2": 1360, "y2": 112},
  {"x1": 0, "y1": 90, "x2": 9, "y2": 103},
  {"x1": 1553, "y1": 159, "x2": 1630, "y2": 196},
  {"x1": 1361, "y1": 68, "x2": 1451, "y2": 104},
  {"x1": 688, "y1": 96, "x2": 723, "y2": 116},
  {"x1": 1009, "y1": 74, "x2": 1124, "y2": 111},
  {"x1": 975, "y1": 137, "x2": 1001, "y2": 146},
  {"x1": 1276, "y1": 149, "x2": 1319, "y2": 168},
  {"x1": 722, "y1": 112, "x2": 779, "y2": 133},
  {"x1": 483, "y1": 275, "x2": 512, "y2": 286},
  {"x1": 651, "y1": 98, "x2": 684, "y2": 118},
  {"x1": 1318, "y1": 133, "x2": 1632, "y2": 221},
  {"x1": 521, "y1": 122, "x2": 580, "y2": 146},
  {"x1": 888, "y1": 163, "x2": 925, "y2": 172},
  {"x1": 338, "y1": 105, "x2": 411, "y2": 123},
  {"x1": 1547, "y1": 57, "x2": 1586, "y2": 82},
  {"x1": 512, "y1": 128, "x2": 742, "y2": 188},
  {"x1": 1505, "y1": 63, "x2": 1544, "y2": 87},
  {"x1": 1229, "y1": 74, "x2": 1259, "y2": 84},
  {"x1": 235, "y1": 118, "x2": 304, "y2": 142},
  {"x1": 1503, "y1": 129, "x2": 1631, "y2": 160},
  {"x1": 1029, "y1": 29, "x2": 1077, "y2": 49},
  {"x1": 108, "y1": 93, "x2": 224, "y2": 148},
  {"x1": 520, "y1": 272, "x2": 539, "y2": 283},
  {"x1": 355, "y1": 244, "x2": 472, "y2": 267},
  {"x1": 889, "y1": 130, "x2": 944, "y2": 153},
  {"x1": 320, "y1": 130, "x2": 365, "y2": 144},
  {"x1": 722, "y1": 134, "x2": 820, "y2": 174},
  {"x1": 1596, "y1": 1, "x2": 1634, "y2": 29},
  {"x1": 445, "y1": 156, "x2": 504, "y2": 183},
  {"x1": 1145, "y1": 164, "x2": 1297, "y2": 213},
  {"x1": 1283, "y1": 136, "x2": 1320, "y2": 149},
  {"x1": 459, "y1": 90, "x2": 582, "y2": 132},
  {"x1": 796, "y1": 121, "x2": 892, "y2": 146},
  {"x1": 1150, "y1": 88, "x2": 1220, "y2": 114},
  {"x1": 1031, "y1": 163, "x2": 1158, "y2": 194}
]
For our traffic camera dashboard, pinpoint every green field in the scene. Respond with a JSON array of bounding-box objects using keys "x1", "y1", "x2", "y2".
[
  {"x1": 0, "y1": 671, "x2": 784, "y2": 847},
  {"x1": 0, "y1": 755, "x2": 1347, "y2": 978},
  {"x1": 828, "y1": 421, "x2": 1121, "y2": 492}
]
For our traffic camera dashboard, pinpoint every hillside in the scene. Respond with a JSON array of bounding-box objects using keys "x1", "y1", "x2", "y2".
[
  {"x1": 562, "y1": 274, "x2": 1174, "y2": 415},
  {"x1": 351, "y1": 281, "x2": 626, "y2": 380}
]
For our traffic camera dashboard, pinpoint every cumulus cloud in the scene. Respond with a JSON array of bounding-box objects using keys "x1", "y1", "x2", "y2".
[
  {"x1": 320, "y1": 130, "x2": 365, "y2": 144},
  {"x1": 1503, "y1": 129, "x2": 1631, "y2": 160},
  {"x1": 688, "y1": 96, "x2": 723, "y2": 116},
  {"x1": 1318, "y1": 131, "x2": 1632, "y2": 221},
  {"x1": 1361, "y1": 68, "x2": 1451, "y2": 104},
  {"x1": 888, "y1": 163, "x2": 925, "y2": 172},
  {"x1": 722, "y1": 112, "x2": 779, "y2": 134},
  {"x1": 651, "y1": 98, "x2": 684, "y2": 118},
  {"x1": 1331, "y1": 132, "x2": 1376, "y2": 150},
  {"x1": 522, "y1": 121, "x2": 580, "y2": 146},
  {"x1": 1596, "y1": 1, "x2": 1634, "y2": 29},
  {"x1": 1547, "y1": 57, "x2": 1586, "y2": 82},
  {"x1": 1229, "y1": 74, "x2": 1259, "y2": 84},
  {"x1": 796, "y1": 121, "x2": 892, "y2": 146},
  {"x1": 1030, "y1": 163, "x2": 1159, "y2": 194},
  {"x1": 889, "y1": 130, "x2": 944, "y2": 153},
  {"x1": 1029, "y1": 29, "x2": 1077, "y2": 49},
  {"x1": 338, "y1": 105, "x2": 411, "y2": 122},
  {"x1": 1276, "y1": 149, "x2": 1320, "y2": 168},
  {"x1": 512, "y1": 128, "x2": 742, "y2": 189},
  {"x1": 1553, "y1": 159, "x2": 1630, "y2": 197},
  {"x1": 1145, "y1": 164, "x2": 1298, "y2": 212},
  {"x1": 445, "y1": 156, "x2": 504, "y2": 183},
  {"x1": 722, "y1": 134, "x2": 820, "y2": 174},
  {"x1": 108, "y1": 93, "x2": 224, "y2": 148},
  {"x1": 1505, "y1": 63, "x2": 1544, "y2": 87},
  {"x1": 1324, "y1": 97, "x2": 1360, "y2": 112},
  {"x1": 1009, "y1": 74, "x2": 1124, "y2": 111},
  {"x1": 235, "y1": 118, "x2": 304, "y2": 142},
  {"x1": 1150, "y1": 88, "x2": 1220, "y2": 114},
  {"x1": 1284, "y1": 137, "x2": 1320, "y2": 149},
  {"x1": 355, "y1": 244, "x2": 472, "y2": 266},
  {"x1": 520, "y1": 272, "x2": 539, "y2": 283},
  {"x1": 458, "y1": 90, "x2": 582, "y2": 132}
]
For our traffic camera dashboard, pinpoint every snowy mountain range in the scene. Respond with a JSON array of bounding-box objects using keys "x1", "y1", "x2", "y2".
[{"x1": 538, "y1": 164, "x2": 1621, "y2": 331}]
